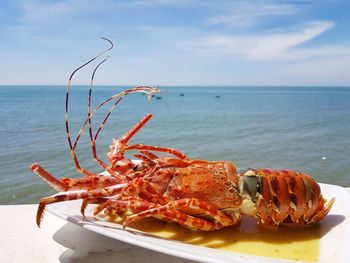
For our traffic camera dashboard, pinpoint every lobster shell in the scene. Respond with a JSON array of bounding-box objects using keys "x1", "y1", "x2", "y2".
[
  {"x1": 163, "y1": 161, "x2": 241, "y2": 210},
  {"x1": 240, "y1": 169, "x2": 335, "y2": 226}
]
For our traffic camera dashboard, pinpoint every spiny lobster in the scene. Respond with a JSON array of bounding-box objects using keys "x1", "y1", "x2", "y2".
[{"x1": 30, "y1": 39, "x2": 335, "y2": 231}]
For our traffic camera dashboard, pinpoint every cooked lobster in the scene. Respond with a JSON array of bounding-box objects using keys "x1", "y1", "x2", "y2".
[{"x1": 30, "y1": 39, "x2": 334, "y2": 231}]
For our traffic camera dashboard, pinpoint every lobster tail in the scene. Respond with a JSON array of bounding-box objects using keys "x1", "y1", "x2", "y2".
[{"x1": 239, "y1": 169, "x2": 335, "y2": 226}]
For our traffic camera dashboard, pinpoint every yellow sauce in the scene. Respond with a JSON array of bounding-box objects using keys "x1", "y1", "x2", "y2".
[{"x1": 103, "y1": 215, "x2": 322, "y2": 262}]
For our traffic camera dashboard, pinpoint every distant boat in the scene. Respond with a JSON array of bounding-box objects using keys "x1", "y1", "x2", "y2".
[
  {"x1": 215, "y1": 95, "x2": 220, "y2": 98},
  {"x1": 180, "y1": 93, "x2": 184, "y2": 96}
]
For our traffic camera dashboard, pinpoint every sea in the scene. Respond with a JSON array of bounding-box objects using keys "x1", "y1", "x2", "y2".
[{"x1": 0, "y1": 85, "x2": 349, "y2": 204}]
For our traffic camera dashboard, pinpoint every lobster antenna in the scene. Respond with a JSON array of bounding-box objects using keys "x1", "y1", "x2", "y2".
[
  {"x1": 87, "y1": 56, "x2": 111, "y2": 170},
  {"x1": 72, "y1": 56, "x2": 110, "y2": 151},
  {"x1": 71, "y1": 57, "x2": 159, "y2": 174},
  {"x1": 88, "y1": 56, "x2": 110, "y2": 143},
  {"x1": 72, "y1": 86, "x2": 160, "y2": 151},
  {"x1": 65, "y1": 37, "x2": 113, "y2": 176},
  {"x1": 70, "y1": 86, "x2": 159, "y2": 178}
]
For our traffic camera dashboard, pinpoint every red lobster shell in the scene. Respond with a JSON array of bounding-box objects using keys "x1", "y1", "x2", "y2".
[{"x1": 239, "y1": 168, "x2": 335, "y2": 226}]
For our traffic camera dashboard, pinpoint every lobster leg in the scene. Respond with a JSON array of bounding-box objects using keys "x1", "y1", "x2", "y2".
[
  {"x1": 91, "y1": 178, "x2": 168, "y2": 217},
  {"x1": 107, "y1": 114, "x2": 188, "y2": 174},
  {"x1": 133, "y1": 154, "x2": 155, "y2": 165},
  {"x1": 112, "y1": 114, "x2": 153, "y2": 157},
  {"x1": 93, "y1": 195, "x2": 157, "y2": 216},
  {"x1": 130, "y1": 209, "x2": 222, "y2": 230},
  {"x1": 36, "y1": 184, "x2": 127, "y2": 227},
  {"x1": 81, "y1": 197, "x2": 109, "y2": 217},
  {"x1": 121, "y1": 178, "x2": 168, "y2": 205},
  {"x1": 30, "y1": 163, "x2": 70, "y2": 191},
  {"x1": 126, "y1": 144, "x2": 188, "y2": 160},
  {"x1": 139, "y1": 150, "x2": 159, "y2": 160},
  {"x1": 124, "y1": 198, "x2": 240, "y2": 231},
  {"x1": 92, "y1": 196, "x2": 221, "y2": 231},
  {"x1": 107, "y1": 114, "x2": 154, "y2": 171},
  {"x1": 30, "y1": 163, "x2": 124, "y2": 191}
]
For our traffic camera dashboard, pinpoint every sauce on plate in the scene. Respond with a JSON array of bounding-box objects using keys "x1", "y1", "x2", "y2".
[{"x1": 104, "y1": 214, "x2": 321, "y2": 261}]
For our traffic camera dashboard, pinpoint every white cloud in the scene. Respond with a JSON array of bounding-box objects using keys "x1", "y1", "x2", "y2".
[
  {"x1": 249, "y1": 21, "x2": 336, "y2": 60},
  {"x1": 205, "y1": 3, "x2": 298, "y2": 27},
  {"x1": 187, "y1": 21, "x2": 350, "y2": 61},
  {"x1": 2, "y1": 0, "x2": 349, "y2": 86}
]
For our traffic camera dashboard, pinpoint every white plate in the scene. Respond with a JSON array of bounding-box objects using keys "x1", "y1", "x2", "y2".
[{"x1": 47, "y1": 183, "x2": 350, "y2": 263}]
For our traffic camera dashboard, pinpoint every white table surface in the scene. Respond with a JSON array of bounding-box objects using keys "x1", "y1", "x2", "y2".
[
  {"x1": 1, "y1": 188, "x2": 350, "y2": 263},
  {"x1": 0, "y1": 204, "x2": 196, "y2": 263}
]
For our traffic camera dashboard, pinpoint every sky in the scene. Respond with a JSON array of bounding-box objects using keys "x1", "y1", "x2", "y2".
[{"x1": 0, "y1": 0, "x2": 350, "y2": 86}]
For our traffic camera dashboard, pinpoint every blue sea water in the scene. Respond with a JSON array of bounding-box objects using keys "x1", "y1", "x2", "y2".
[{"x1": 0, "y1": 85, "x2": 350, "y2": 204}]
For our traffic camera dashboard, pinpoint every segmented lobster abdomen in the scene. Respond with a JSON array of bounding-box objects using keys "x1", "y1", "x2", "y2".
[{"x1": 240, "y1": 169, "x2": 334, "y2": 226}]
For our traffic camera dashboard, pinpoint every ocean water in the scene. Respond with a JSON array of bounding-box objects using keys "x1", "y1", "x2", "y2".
[{"x1": 0, "y1": 85, "x2": 349, "y2": 204}]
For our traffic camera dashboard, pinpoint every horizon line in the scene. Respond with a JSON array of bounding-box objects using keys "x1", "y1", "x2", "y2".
[{"x1": 0, "y1": 84, "x2": 350, "y2": 88}]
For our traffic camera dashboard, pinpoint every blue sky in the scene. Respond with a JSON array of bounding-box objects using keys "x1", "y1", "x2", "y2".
[{"x1": 1, "y1": 0, "x2": 350, "y2": 86}]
